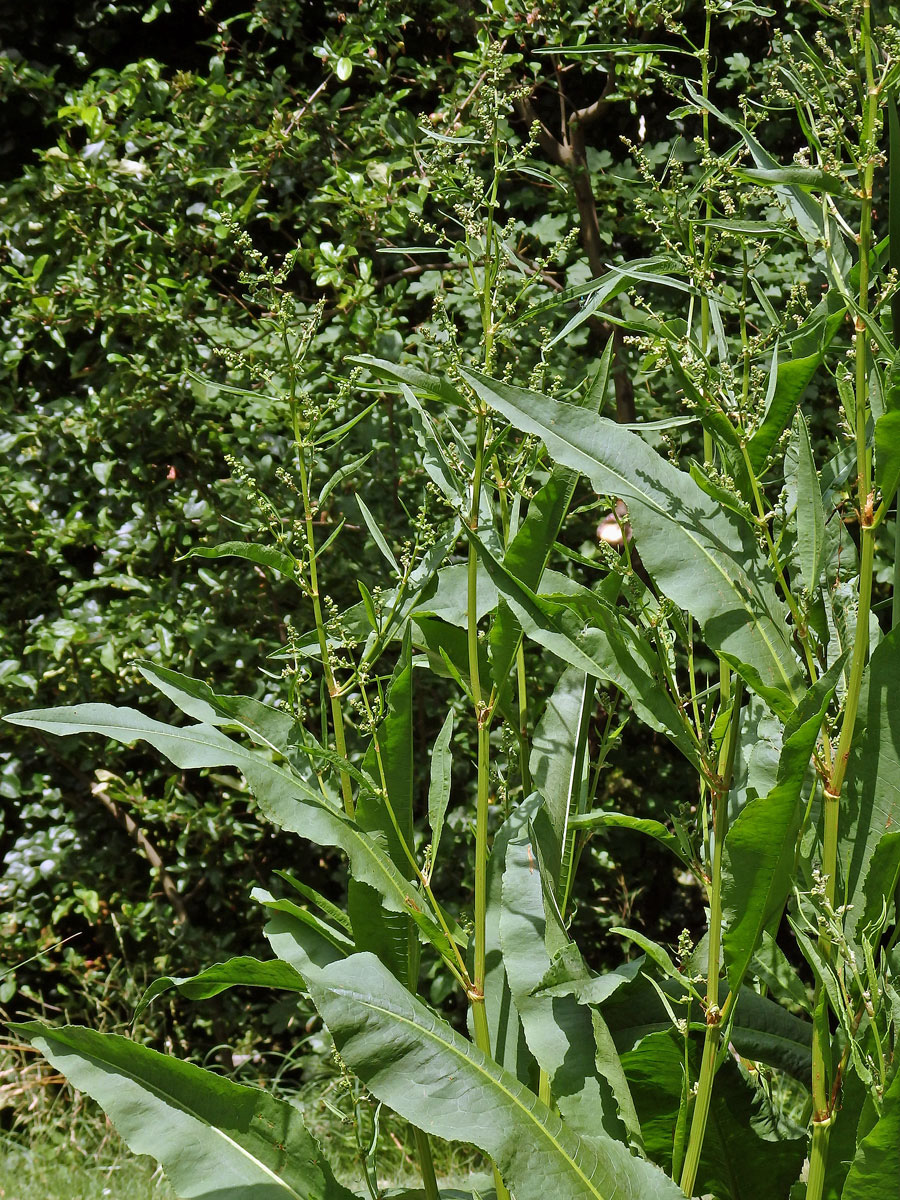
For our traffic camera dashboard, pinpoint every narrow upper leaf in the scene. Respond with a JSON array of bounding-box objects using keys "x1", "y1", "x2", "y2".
[
  {"x1": 793, "y1": 412, "x2": 826, "y2": 593},
  {"x1": 426, "y1": 710, "x2": 454, "y2": 866},
  {"x1": 722, "y1": 665, "x2": 838, "y2": 994}
]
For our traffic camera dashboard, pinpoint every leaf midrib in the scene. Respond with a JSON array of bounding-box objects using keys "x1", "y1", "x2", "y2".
[
  {"x1": 336, "y1": 988, "x2": 625, "y2": 1200},
  {"x1": 32, "y1": 1029, "x2": 318, "y2": 1200}
]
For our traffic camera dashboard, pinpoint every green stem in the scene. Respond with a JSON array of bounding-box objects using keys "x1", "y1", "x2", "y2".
[
  {"x1": 680, "y1": 680, "x2": 743, "y2": 1198},
  {"x1": 893, "y1": 497, "x2": 900, "y2": 631},
  {"x1": 296, "y1": 448, "x2": 355, "y2": 819},
  {"x1": 412, "y1": 1128, "x2": 440, "y2": 1200},
  {"x1": 806, "y1": 11, "x2": 879, "y2": 1196}
]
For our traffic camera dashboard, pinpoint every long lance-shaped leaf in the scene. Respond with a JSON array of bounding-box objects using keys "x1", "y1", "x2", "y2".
[
  {"x1": 467, "y1": 527, "x2": 702, "y2": 768},
  {"x1": 461, "y1": 368, "x2": 803, "y2": 717},
  {"x1": 500, "y1": 798, "x2": 641, "y2": 1148},
  {"x1": 10, "y1": 1021, "x2": 355, "y2": 1200},
  {"x1": 489, "y1": 465, "x2": 580, "y2": 698},
  {"x1": 351, "y1": 633, "x2": 416, "y2": 982},
  {"x1": 476, "y1": 809, "x2": 535, "y2": 1085},
  {"x1": 794, "y1": 412, "x2": 827, "y2": 592},
  {"x1": 138, "y1": 662, "x2": 345, "y2": 785},
  {"x1": 843, "y1": 626, "x2": 900, "y2": 944},
  {"x1": 293, "y1": 951, "x2": 686, "y2": 1200},
  {"x1": 346, "y1": 355, "x2": 466, "y2": 407},
  {"x1": 530, "y1": 666, "x2": 595, "y2": 890},
  {"x1": 722, "y1": 663, "x2": 840, "y2": 996},
  {"x1": 3, "y1": 705, "x2": 456, "y2": 960}
]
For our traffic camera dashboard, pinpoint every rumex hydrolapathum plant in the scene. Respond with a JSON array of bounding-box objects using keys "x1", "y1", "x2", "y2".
[{"x1": 5, "y1": 8, "x2": 900, "y2": 1200}]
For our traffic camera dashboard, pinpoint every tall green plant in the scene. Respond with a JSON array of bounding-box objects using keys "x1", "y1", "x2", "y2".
[{"x1": 7, "y1": 6, "x2": 900, "y2": 1199}]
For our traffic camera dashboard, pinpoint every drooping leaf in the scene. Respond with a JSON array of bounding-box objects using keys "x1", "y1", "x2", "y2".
[
  {"x1": 347, "y1": 355, "x2": 466, "y2": 408},
  {"x1": 11, "y1": 1022, "x2": 354, "y2": 1200},
  {"x1": 274, "y1": 871, "x2": 354, "y2": 934},
  {"x1": 138, "y1": 662, "x2": 332, "y2": 778},
  {"x1": 3, "y1": 705, "x2": 455, "y2": 960},
  {"x1": 468, "y1": 528, "x2": 702, "y2": 766},
  {"x1": 292, "y1": 951, "x2": 686, "y2": 1200},
  {"x1": 735, "y1": 165, "x2": 846, "y2": 195},
  {"x1": 569, "y1": 811, "x2": 688, "y2": 864},
  {"x1": 460, "y1": 369, "x2": 803, "y2": 717}
]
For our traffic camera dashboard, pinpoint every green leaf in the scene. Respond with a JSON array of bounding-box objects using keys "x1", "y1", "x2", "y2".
[
  {"x1": 4, "y1": 704, "x2": 455, "y2": 961},
  {"x1": 426, "y1": 710, "x2": 454, "y2": 866},
  {"x1": 460, "y1": 369, "x2": 803, "y2": 717},
  {"x1": 793, "y1": 412, "x2": 826, "y2": 592},
  {"x1": 530, "y1": 667, "x2": 595, "y2": 889},
  {"x1": 748, "y1": 352, "x2": 824, "y2": 473},
  {"x1": 684, "y1": 80, "x2": 852, "y2": 285},
  {"x1": 347, "y1": 355, "x2": 465, "y2": 408},
  {"x1": 351, "y1": 634, "x2": 416, "y2": 982},
  {"x1": 138, "y1": 663, "x2": 315, "y2": 765},
  {"x1": 258, "y1": 890, "x2": 354, "y2": 972},
  {"x1": 10, "y1": 1022, "x2": 354, "y2": 1200},
  {"x1": 500, "y1": 798, "x2": 640, "y2": 1146},
  {"x1": 294, "y1": 951, "x2": 686, "y2": 1200},
  {"x1": 889, "y1": 94, "x2": 900, "y2": 342},
  {"x1": 489, "y1": 466, "x2": 580, "y2": 697},
  {"x1": 182, "y1": 540, "x2": 297, "y2": 580},
  {"x1": 469, "y1": 527, "x2": 702, "y2": 765},
  {"x1": 357, "y1": 493, "x2": 400, "y2": 572},
  {"x1": 722, "y1": 665, "x2": 838, "y2": 994},
  {"x1": 874, "y1": 410, "x2": 900, "y2": 510},
  {"x1": 735, "y1": 165, "x2": 845, "y2": 195},
  {"x1": 274, "y1": 871, "x2": 353, "y2": 934},
  {"x1": 609, "y1": 928, "x2": 701, "y2": 1000},
  {"x1": 844, "y1": 627, "x2": 900, "y2": 942},
  {"x1": 622, "y1": 1034, "x2": 806, "y2": 1198},
  {"x1": 841, "y1": 1055, "x2": 900, "y2": 1198},
  {"x1": 478, "y1": 809, "x2": 534, "y2": 1084},
  {"x1": 569, "y1": 811, "x2": 688, "y2": 864},
  {"x1": 136, "y1": 956, "x2": 308, "y2": 1020}
]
